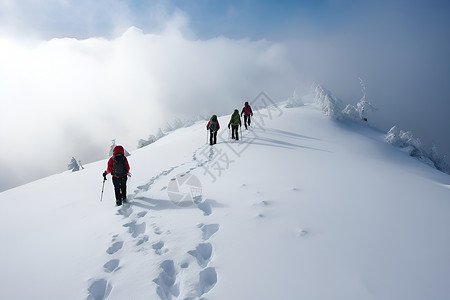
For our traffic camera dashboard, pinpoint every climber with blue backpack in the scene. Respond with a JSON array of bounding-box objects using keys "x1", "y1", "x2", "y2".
[
  {"x1": 102, "y1": 145, "x2": 130, "y2": 206},
  {"x1": 206, "y1": 115, "x2": 220, "y2": 145}
]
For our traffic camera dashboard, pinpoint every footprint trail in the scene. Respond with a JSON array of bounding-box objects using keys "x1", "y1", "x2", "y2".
[{"x1": 88, "y1": 143, "x2": 222, "y2": 299}]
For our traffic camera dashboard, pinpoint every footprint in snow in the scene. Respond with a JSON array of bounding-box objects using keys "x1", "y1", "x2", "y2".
[
  {"x1": 200, "y1": 224, "x2": 220, "y2": 241},
  {"x1": 136, "y1": 211, "x2": 147, "y2": 218},
  {"x1": 152, "y1": 241, "x2": 168, "y2": 255},
  {"x1": 188, "y1": 243, "x2": 213, "y2": 268},
  {"x1": 153, "y1": 225, "x2": 162, "y2": 235},
  {"x1": 117, "y1": 205, "x2": 133, "y2": 217},
  {"x1": 136, "y1": 235, "x2": 149, "y2": 246},
  {"x1": 153, "y1": 260, "x2": 179, "y2": 300},
  {"x1": 197, "y1": 201, "x2": 212, "y2": 216},
  {"x1": 103, "y1": 259, "x2": 120, "y2": 273},
  {"x1": 199, "y1": 267, "x2": 218, "y2": 296},
  {"x1": 253, "y1": 200, "x2": 271, "y2": 207},
  {"x1": 106, "y1": 241, "x2": 123, "y2": 255},
  {"x1": 87, "y1": 278, "x2": 112, "y2": 300},
  {"x1": 123, "y1": 221, "x2": 146, "y2": 238}
]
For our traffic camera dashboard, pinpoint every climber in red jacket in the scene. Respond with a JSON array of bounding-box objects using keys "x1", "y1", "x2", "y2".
[{"x1": 103, "y1": 145, "x2": 130, "y2": 206}]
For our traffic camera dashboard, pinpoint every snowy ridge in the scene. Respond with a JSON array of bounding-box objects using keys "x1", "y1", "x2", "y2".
[
  {"x1": 1, "y1": 98, "x2": 450, "y2": 300},
  {"x1": 313, "y1": 84, "x2": 449, "y2": 174},
  {"x1": 138, "y1": 116, "x2": 208, "y2": 149}
]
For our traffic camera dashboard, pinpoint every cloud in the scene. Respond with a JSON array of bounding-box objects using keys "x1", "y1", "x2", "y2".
[{"x1": 0, "y1": 0, "x2": 131, "y2": 39}]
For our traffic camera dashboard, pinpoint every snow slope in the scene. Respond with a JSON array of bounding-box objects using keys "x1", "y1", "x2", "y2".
[{"x1": 1, "y1": 98, "x2": 449, "y2": 300}]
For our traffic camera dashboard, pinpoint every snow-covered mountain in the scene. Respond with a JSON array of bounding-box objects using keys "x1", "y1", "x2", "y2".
[{"x1": 1, "y1": 92, "x2": 449, "y2": 300}]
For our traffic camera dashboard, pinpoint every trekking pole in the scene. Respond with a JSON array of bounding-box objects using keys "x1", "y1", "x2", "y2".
[{"x1": 100, "y1": 178, "x2": 106, "y2": 202}]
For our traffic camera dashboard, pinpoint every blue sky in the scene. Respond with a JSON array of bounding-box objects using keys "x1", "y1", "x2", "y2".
[
  {"x1": 1, "y1": 0, "x2": 450, "y2": 191},
  {"x1": 3, "y1": 0, "x2": 447, "y2": 40}
]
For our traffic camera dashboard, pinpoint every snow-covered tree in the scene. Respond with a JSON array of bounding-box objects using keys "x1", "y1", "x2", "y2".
[
  {"x1": 342, "y1": 104, "x2": 360, "y2": 120},
  {"x1": 109, "y1": 139, "x2": 130, "y2": 156},
  {"x1": 137, "y1": 116, "x2": 207, "y2": 149},
  {"x1": 341, "y1": 78, "x2": 376, "y2": 122},
  {"x1": 286, "y1": 88, "x2": 304, "y2": 108},
  {"x1": 385, "y1": 126, "x2": 422, "y2": 149},
  {"x1": 172, "y1": 118, "x2": 184, "y2": 130},
  {"x1": 156, "y1": 128, "x2": 165, "y2": 139},
  {"x1": 384, "y1": 126, "x2": 446, "y2": 171},
  {"x1": 137, "y1": 134, "x2": 158, "y2": 149},
  {"x1": 68, "y1": 157, "x2": 80, "y2": 172},
  {"x1": 109, "y1": 139, "x2": 116, "y2": 156},
  {"x1": 429, "y1": 146, "x2": 450, "y2": 174},
  {"x1": 314, "y1": 85, "x2": 344, "y2": 120},
  {"x1": 164, "y1": 122, "x2": 174, "y2": 133},
  {"x1": 355, "y1": 78, "x2": 376, "y2": 121}
]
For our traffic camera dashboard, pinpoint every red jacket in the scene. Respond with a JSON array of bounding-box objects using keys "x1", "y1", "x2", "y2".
[{"x1": 106, "y1": 145, "x2": 130, "y2": 177}]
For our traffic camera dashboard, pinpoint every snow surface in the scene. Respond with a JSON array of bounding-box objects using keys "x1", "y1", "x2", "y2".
[{"x1": 1, "y1": 99, "x2": 450, "y2": 300}]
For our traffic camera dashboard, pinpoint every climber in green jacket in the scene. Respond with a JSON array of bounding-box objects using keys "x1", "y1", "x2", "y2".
[{"x1": 228, "y1": 109, "x2": 242, "y2": 140}]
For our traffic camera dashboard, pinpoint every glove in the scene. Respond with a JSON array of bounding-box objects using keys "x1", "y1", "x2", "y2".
[{"x1": 103, "y1": 171, "x2": 107, "y2": 180}]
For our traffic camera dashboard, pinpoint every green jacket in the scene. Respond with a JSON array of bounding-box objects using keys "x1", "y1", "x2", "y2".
[{"x1": 228, "y1": 109, "x2": 241, "y2": 126}]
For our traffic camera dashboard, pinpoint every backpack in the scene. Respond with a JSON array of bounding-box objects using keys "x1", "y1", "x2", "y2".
[
  {"x1": 244, "y1": 104, "x2": 252, "y2": 116},
  {"x1": 113, "y1": 154, "x2": 127, "y2": 177},
  {"x1": 209, "y1": 115, "x2": 218, "y2": 132},
  {"x1": 230, "y1": 111, "x2": 240, "y2": 125}
]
